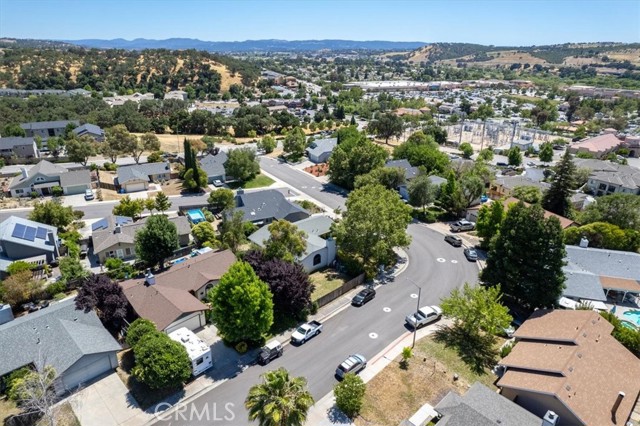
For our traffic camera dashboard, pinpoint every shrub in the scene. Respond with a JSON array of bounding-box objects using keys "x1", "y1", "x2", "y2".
[
  {"x1": 53, "y1": 292, "x2": 67, "y2": 301},
  {"x1": 51, "y1": 186, "x2": 64, "y2": 197},
  {"x1": 500, "y1": 342, "x2": 515, "y2": 358},
  {"x1": 235, "y1": 341, "x2": 248, "y2": 353},
  {"x1": 400, "y1": 346, "x2": 413, "y2": 369},
  {"x1": 4, "y1": 367, "x2": 31, "y2": 401},
  {"x1": 126, "y1": 318, "x2": 157, "y2": 348},
  {"x1": 6, "y1": 261, "x2": 32, "y2": 275},
  {"x1": 132, "y1": 331, "x2": 191, "y2": 389},
  {"x1": 103, "y1": 162, "x2": 117, "y2": 171},
  {"x1": 45, "y1": 281, "x2": 67, "y2": 298},
  {"x1": 334, "y1": 373, "x2": 366, "y2": 418},
  {"x1": 30, "y1": 191, "x2": 38, "y2": 199}
]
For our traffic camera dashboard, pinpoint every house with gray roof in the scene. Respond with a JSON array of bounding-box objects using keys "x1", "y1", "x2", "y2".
[
  {"x1": 429, "y1": 382, "x2": 542, "y2": 426},
  {"x1": 116, "y1": 162, "x2": 171, "y2": 193},
  {"x1": 0, "y1": 136, "x2": 39, "y2": 158},
  {"x1": 306, "y1": 137, "x2": 337, "y2": 163},
  {"x1": 164, "y1": 90, "x2": 188, "y2": 101},
  {"x1": 8, "y1": 160, "x2": 91, "y2": 198},
  {"x1": 92, "y1": 215, "x2": 190, "y2": 264},
  {"x1": 72, "y1": 123, "x2": 105, "y2": 142},
  {"x1": 249, "y1": 215, "x2": 336, "y2": 272},
  {"x1": 573, "y1": 159, "x2": 640, "y2": 196},
  {"x1": 0, "y1": 216, "x2": 60, "y2": 276},
  {"x1": 385, "y1": 159, "x2": 446, "y2": 200},
  {"x1": 0, "y1": 298, "x2": 121, "y2": 395},
  {"x1": 20, "y1": 120, "x2": 79, "y2": 141},
  {"x1": 200, "y1": 151, "x2": 228, "y2": 184},
  {"x1": 233, "y1": 189, "x2": 310, "y2": 225}
]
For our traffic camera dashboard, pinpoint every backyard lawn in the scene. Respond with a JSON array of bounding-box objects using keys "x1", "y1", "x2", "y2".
[
  {"x1": 355, "y1": 336, "x2": 499, "y2": 426},
  {"x1": 310, "y1": 269, "x2": 350, "y2": 301}
]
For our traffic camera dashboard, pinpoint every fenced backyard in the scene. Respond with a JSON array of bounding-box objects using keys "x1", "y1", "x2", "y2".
[{"x1": 313, "y1": 272, "x2": 366, "y2": 307}]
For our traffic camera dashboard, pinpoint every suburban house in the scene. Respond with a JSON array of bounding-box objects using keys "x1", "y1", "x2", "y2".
[
  {"x1": 426, "y1": 382, "x2": 543, "y2": 426},
  {"x1": 119, "y1": 250, "x2": 236, "y2": 333},
  {"x1": 0, "y1": 216, "x2": 60, "y2": 276},
  {"x1": 200, "y1": 151, "x2": 228, "y2": 184},
  {"x1": 306, "y1": 137, "x2": 337, "y2": 163},
  {"x1": 233, "y1": 189, "x2": 310, "y2": 225},
  {"x1": 497, "y1": 309, "x2": 640, "y2": 426},
  {"x1": 384, "y1": 158, "x2": 448, "y2": 200},
  {"x1": 91, "y1": 215, "x2": 190, "y2": 264},
  {"x1": 164, "y1": 90, "x2": 188, "y2": 101},
  {"x1": 466, "y1": 197, "x2": 575, "y2": 229},
  {"x1": 0, "y1": 298, "x2": 121, "y2": 395},
  {"x1": 573, "y1": 158, "x2": 640, "y2": 196},
  {"x1": 563, "y1": 244, "x2": 640, "y2": 305},
  {"x1": 510, "y1": 138, "x2": 534, "y2": 152},
  {"x1": 0, "y1": 136, "x2": 39, "y2": 158},
  {"x1": 8, "y1": 160, "x2": 91, "y2": 198},
  {"x1": 102, "y1": 92, "x2": 154, "y2": 107},
  {"x1": 20, "y1": 120, "x2": 79, "y2": 141},
  {"x1": 72, "y1": 123, "x2": 105, "y2": 142},
  {"x1": 488, "y1": 175, "x2": 550, "y2": 199},
  {"x1": 567, "y1": 132, "x2": 623, "y2": 159},
  {"x1": 624, "y1": 135, "x2": 640, "y2": 158},
  {"x1": 116, "y1": 162, "x2": 171, "y2": 193},
  {"x1": 249, "y1": 215, "x2": 336, "y2": 273}
]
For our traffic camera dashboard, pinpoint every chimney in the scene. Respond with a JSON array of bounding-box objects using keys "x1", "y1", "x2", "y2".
[
  {"x1": 542, "y1": 411, "x2": 559, "y2": 426},
  {"x1": 114, "y1": 225, "x2": 122, "y2": 234},
  {"x1": 611, "y1": 391, "x2": 625, "y2": 421},
  {"x1": 145, "y1": 270, "x2": 155, "y2": 286},
  {"x1": 20, "y1": 167, "x2": 28, "y2": 179},
  {"x1": 579, "y1": 237, "x2": 589, "y2": 248}
]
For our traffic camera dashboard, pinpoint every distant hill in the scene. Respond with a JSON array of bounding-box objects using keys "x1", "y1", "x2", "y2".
[
  {"x1": 0, "y1": 38, "x2": 76, "y2": 49},
  {"x1": 62, "y1": 38, "x2": 428, "y2": 52}
]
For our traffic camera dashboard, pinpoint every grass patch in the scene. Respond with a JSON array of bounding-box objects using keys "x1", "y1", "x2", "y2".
[
  {"x1": 115, "y1": 349, "x2": 185, "y2": 410},
  {"x1": 0, "y1": 397, "x2": 20, "y2": 423},
  {"x1": 355, "y1": 336, "x2": 497, "y2": 426},
  {"x1": 310, "y1": 269, "x2": 350, "y2": 301},
  {"x1": 294, "y1": 199, "x2": 324, "y2": 214},
  {"x1": 227, "y1": 174, "x2": 275, "y2": 190}
]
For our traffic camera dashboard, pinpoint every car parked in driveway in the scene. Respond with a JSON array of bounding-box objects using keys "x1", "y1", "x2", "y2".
[
  {"x1": 444, "y1": 234, "x2": 463, "y2": 247},
  {"x1": 464, "y1": 247, "x2": 478, "y2": 262},
  {"x1": 84, "y1": 189, "x2": 94, "y2": 201},
  {"x1": 352, "y1": 288, "x2": 376, "y2": 306},
  {"x1": 450, "y1": 220, "x2": 475, "y2": 232},
  {"x1": 335, "y1": 354, "x2": 367, "y2": 380},
  {"x1": 405, "y1": 305, "x2": 442, "y2": 329}
]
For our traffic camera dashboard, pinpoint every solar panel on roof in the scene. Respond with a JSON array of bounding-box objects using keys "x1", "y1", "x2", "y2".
[
  {"x1": 36, "y1": 227, "x2": 48, "y2": 239},
  {"x1": 11, "y1": 223, "x2": 26, "y2": 239},
  {"x1": 23, "y1": 226, "x2": 37, "y2": 241},
  {"x1": 91, "y1": 218, "x2": 109, "y2": 231}
]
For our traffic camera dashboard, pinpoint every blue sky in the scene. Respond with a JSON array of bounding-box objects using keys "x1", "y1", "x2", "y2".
[{"x1": 1, "y1": 0, "x2": 639, "y2": 45}]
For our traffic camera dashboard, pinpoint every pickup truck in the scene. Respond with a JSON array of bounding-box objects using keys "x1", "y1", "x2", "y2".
[
  {"x1": 405, "y1": 305, "x2": 442, "y2": 329},
  {"x1": 450, "y1": 220, "x2": 475, "y2": 232},
  {"x1": 291, "y1": 320, "x2": 322, "y2": 344}
]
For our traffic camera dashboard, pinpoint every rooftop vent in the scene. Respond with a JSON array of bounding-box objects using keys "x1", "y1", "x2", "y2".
[
  {"x1": 145, "y1": 270, "x2": 155, "y2": 286},
  {"x1": 542, "y1": 410, "x2": 559, "y2": 426}
]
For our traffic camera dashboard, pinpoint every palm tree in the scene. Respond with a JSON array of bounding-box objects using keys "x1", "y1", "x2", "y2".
[{"x1": 245, "y1": 368, "x2": 314, "y2": 426}]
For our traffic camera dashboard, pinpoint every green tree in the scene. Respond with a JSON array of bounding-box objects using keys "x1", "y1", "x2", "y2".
[
  {"x1": 264, "y1": 220, "x2": 307, "y2": 262},
  {"x1": 369, "y1": 112, "x2": 403, "y2": 144},
  {"x1": 132, "y1": 331, "x2": 191, "y2": 389},
  {"x1": 538, "y1": 142, "x2": 554, "y2": 163},
  {"x1": 332, "y1": 184, "x2": 412, "y2": 276},
  {"x1": 12, "y1": 366, "x2": 58, "y2": 425},
  {"x1": 564, "y1": 222, "x2": 640, "y2": 252},
  {"x1": 104, "y1": 257, "x2": 135, "y2": 280},
  {"x1": 208, "y1": 188, "x2": 236, "y2": 212},
  {"x1": 219, "y1": 210, "x2": 248, "y2": 252},
  {"x1": 475, "y1": 200, "x2": 504, "y2": 249},
  {"x1": 512, "y1": 185, "x2": 543, "y2": 204},
  {"x1": 470, "y1": 103, "x2": 494, "y2": 120},
  {"x1": 334, "y1": 374, "x2": 366, "y2": 419},
  {"x1": 207, "y1": 261, "x2": 274, "y2": 343},
  {"x1": 542, "y1": 151, "x2": 576, "y2": 218},
  {"x1": 408, "y1": 175, "x2": 436, "y2": 211},
  {"x1": 482, "y1": 202, "x2": 566, "y2": 309},
  {"x1": 578, "y1": 194, "x2": 640, "y2": 232},
  {"x1": 29, "y1": 200, "x2": 78, "y2": 230},
  {"x1": 354, "y1": 167, "x2": 406, "y2": 191},
  {"x1": 2, "y1": 123, "x2": 26, "y2": 137},
  {"x1": 6, "y1": 260, "x2": 32, "y2": 275},
  {"x1": 112, "y1": 195, "x2": 145, "y2": 219},
  {"x1": 65, "y1": 135, "x2": 96, "y2": 166},
  {"x1": 477, "y1": 148, "x2": 494, "y2": 162},
  {"x1": 134, "y1": 214, "x2": 179, "y2": 269},
  {"x1": 440, "y1": 171, "x2": 468, "y2": 217},
  {"x1": 392, "y1": 131, "x2": 450, "y2": 175},
  {"x1": 459, "y1": 142, "x2": 474, "y2": 159},
  {"x1": 257, "y1": 135, "x2": 277, "y2": 154},
  {"x1": 192, "y1": 221, "x2": 218, "y2": 248},
  {"x1": 283, "y1": 127, "x2": 306, "y2": 160},
  {"x1": 507, "y1": 146, "x2": 522, "y2": 166},
  {"x1": 0, "y1": 271, "x2": 41, "y2": 307},
  {"x1": 103, "y1": 124, "x2": 137, "y2": 163},
  {"x1": 328, "y1": 133, "x2": 387, "y2": 189},
  {"x1": 245, "y1": 368, "x2": 314, "y2": 426},
  {"x1": 144, "y1": 198, "x2": 156, "y2": 215},
  {"x1": 225, "y1": 147, "x2": 260, "y2": 182},
  {"x1": 125, "y1": 318, "x2": 156, "y2": 348},
  {"x1": 154, "y1": 191, "x2": 172, "y2": 213},
  {"x1": 130, "y1": 133, "x2": 161, "y2": 164},
  {"x1": 58, "y1": 256, "x2": 89, "y2": 284}
]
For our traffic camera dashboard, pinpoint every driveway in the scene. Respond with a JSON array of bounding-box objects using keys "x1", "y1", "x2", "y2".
[{"x1": 68, "y1": 372, "x2": 153, "y2": 426}]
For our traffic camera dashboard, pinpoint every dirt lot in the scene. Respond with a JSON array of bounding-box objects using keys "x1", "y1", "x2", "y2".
[{"x1": 356, "y1": 337, "x2": 499, "y2": 426}]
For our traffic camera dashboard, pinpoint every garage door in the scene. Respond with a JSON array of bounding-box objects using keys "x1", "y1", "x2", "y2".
[
  {"x1": 61, "y1": 354, "x2": 115, "y2": 392},
  {"x1": 124, "y1": 182, "x2": 147, "y2": 193},
  {"x1": 165, "y1": 312, "x2": 205, "y2": 334},
  {"x1": 64, "y1": 184, "x2": 89, "y2": 195}
]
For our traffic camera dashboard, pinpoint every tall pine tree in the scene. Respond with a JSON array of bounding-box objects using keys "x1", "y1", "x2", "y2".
[{"x1": 543, "y1": 151, "x2": 576, "y2": 218}]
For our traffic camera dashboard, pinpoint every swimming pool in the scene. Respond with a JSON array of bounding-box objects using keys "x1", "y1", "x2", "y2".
[
  {"x1": 621, "y1": 320, "x2": 638, "y2": 331},
  {"x1": 172, "y1": 258, "x2": 187, "y2": 265},
  {"x1": 186, "y1": 209, "x2": 206, "y2": 224},
  {"x1": 622, "y1": 310, "x2": 640, "y2": 326}
]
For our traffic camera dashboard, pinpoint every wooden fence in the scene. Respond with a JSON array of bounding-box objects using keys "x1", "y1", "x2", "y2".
[{"x1": 315, "y1": 273, "x2": 366, "y2": 308}]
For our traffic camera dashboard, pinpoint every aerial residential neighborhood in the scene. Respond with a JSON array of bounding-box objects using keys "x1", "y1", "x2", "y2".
[{"x1": 0, "y1": 1, "x2": 639, "y2": 426}]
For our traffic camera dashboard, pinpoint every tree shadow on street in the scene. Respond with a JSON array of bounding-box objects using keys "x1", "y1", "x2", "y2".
[{"x1": 434, "y1": 324, "x2": 498, "y2": 375}]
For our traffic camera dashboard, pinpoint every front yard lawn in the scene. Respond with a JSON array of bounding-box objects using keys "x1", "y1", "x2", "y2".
[
  {"x1": 355, "y1": 336, "x2": 499, "y2": 426},
  {"x1": 228, "y1": 174, "x2": 275, "y2": 190},
  {"x1": 310, "y1": 269, "x2": 351, "y2": 301}
]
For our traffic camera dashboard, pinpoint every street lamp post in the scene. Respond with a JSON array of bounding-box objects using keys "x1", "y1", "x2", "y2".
[{"x1": 406, "y1": 277, "x2": 422, "y2": 348}]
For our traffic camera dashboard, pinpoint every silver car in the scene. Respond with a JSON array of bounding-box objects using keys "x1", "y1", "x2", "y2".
[{"x1": 335, "y1": 354, "x2": 367, "y2": 380}]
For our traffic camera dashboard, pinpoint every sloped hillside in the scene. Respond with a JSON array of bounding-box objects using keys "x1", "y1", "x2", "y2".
[{"x1": 0, "y1": 47, "x2": 259, "y2": 97}]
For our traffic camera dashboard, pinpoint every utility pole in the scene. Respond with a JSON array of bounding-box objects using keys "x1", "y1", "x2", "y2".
[{"x1": 406, "y1": 278, "x2": 422, "y2": 348}]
